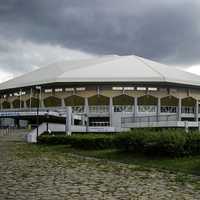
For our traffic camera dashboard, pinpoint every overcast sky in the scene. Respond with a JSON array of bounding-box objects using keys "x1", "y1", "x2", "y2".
[{"x1": 0, "y1": 0, "x2": 200, "y2": 82}]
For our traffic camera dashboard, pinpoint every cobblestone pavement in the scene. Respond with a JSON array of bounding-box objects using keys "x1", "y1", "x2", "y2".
[{"x1": 1, "y1": 132, "x2": 200, "y2": 200}]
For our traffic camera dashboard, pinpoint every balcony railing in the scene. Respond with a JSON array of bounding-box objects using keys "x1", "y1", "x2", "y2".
[
  {"x1": 88, "y1": 106, "x2": 109, "y2": 114},
  {"x1": 138, "y1": 105, "x2": 157, "y2": 113},
  {"x1": 89, "y1": 121, "x2": 110, "y2": 126},
  {"x1": 114, "y1": 105, "x2": 134, "y2": 113},
  {"x1": 181, "y1": 106, "x2": 195, "y2": 114},
  {"x1": 122, "y1": 114, "x2": 178, "y2": 124},
  {"x1": 1, "y1": 105, "x2": 200, "y2": 116},
  {"x1": 161, "y1": 106, "x2": 178, "y2": 113}
]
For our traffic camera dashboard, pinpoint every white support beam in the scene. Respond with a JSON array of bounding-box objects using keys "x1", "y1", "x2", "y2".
[
  {"x1": 84, "y1": 97, "x2": 88, "y2": 114},
  {"x1": 134, "y1": 97, "x2": 138, "y2": 118},
  {"x1": 61, "y1": 98, "x2": 65, "y2": 107},
  {"x1": 65, "y1": 107, "x2": 72, "y2": 136},
  {"x1": 157, "y1": 97, "x2": 161, "y2": 121},
  {"x1": 109, "y1": 96, "x2": 113, "y2": 126}
]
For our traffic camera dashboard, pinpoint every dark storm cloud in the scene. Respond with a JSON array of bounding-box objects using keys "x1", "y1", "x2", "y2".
[{"x1": 0, "y1": 0, "x2": 200, "y2": 72}]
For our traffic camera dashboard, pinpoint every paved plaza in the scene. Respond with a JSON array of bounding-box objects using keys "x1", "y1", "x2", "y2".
[{"x1": 0, "y1": 131, "x2": 200, "y2": 200}]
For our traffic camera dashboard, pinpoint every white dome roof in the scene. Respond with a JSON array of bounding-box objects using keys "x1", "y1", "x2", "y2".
[{"x1": 0, "y1": 55, "x2": 200, "y2": 90}]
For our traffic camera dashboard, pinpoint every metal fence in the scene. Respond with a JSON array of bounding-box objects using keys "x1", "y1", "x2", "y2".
[{"x1": 121, "y1": 114, "x2": 179, "y2": 125}]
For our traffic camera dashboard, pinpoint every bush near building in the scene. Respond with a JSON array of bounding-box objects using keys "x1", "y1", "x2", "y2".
[
  {"x1": 38, "y1": 133, "x2": 115, "y2": 150},
  {"x1": 38, "y1": 130, "x2": 200, "y2": 157}
]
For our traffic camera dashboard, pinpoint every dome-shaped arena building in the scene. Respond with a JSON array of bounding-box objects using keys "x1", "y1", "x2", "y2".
[{"x1": 0, "y1": 55, "x2": 200, "y2": 137}]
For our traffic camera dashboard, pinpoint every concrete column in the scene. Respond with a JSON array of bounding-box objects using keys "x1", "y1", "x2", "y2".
[
  {"x1": 61, "y1": 98, "x2": 65, "y2": 107},
  {"x1": 65, "y1": 106, "x2": 72, "y2": 135},
  {"x1": 84, "y1": 97, "x2": 88, "y2": 113},
  {"x1": 185, "y1": 121, "x2": 189, "y2": 133},
  {"x1": 24, "y1": 100, "x2": 27, "y2": 108},
  {"x1": 178, "y1": 98, "x2": 182, "y2": 121},
  {"x1": 157, "y1": 97, "x2": 161, "y2": 121},
  {"x1": 41, "y1": 99, "x2": 45, "y2": 108},
  {"x1": 134, "y1": 97, "x2": 138, "y2": 119},
  {"x1": 109, "y1": 97, "x2": 113, "y2": 126},
  {"x1": 39, "y1": 88, "x2": 44, "y2": 108},
  {"x1": 195, "y1": 100, "x2": 199, "y2": 122}
]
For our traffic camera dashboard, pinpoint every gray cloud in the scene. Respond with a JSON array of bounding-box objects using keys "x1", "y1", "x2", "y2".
[{"x1": 0, "y1": 0, "x2": 200, "y2": 75}]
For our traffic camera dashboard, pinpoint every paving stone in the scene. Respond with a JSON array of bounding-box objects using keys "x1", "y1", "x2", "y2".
[{"x1": 0, "y1": 131, "x2": 200, "y2": 199}]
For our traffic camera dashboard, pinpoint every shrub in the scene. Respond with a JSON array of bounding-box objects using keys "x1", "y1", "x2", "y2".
[
  {"x1": 115, "y1": 129, "x2": 187, "y2": 157},
  {"x1": 38, "y1": 133, "x2": 115, "y2": 150},
  {"x1": 115, "y1": 130, "x2": 147, "y2": 152},
  {"x1": 69, "y1": 134, "x2": 115, "y2": 150},
  {"x1": 184, "y1": 131, "x2": 200, "y2": 155},
  {"x1": 38, "y1": 135, "x2": 73, "y2": 145},
  {"x1": 38, "y1": 129, "x2": 200, "y2": 157},
  {"x1": 153, "y1": 130, "x2": 186, "y2": 157}
]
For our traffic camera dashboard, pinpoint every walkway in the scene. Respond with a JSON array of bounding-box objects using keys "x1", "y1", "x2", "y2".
[{"x1": 0, "y1": 131, "x2": 200, "y2": 199}]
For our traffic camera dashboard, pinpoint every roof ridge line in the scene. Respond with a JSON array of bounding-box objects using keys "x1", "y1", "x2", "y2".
[{"x1": 133, "y1": 55, "x2": 166, "y2": 81}]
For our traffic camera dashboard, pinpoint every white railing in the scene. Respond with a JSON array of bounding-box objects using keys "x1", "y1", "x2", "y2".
[
  {"x1": 114, "y1": 105, "x2": 134, "y2": 113},
  {"x1": 88, "y1": 106, "x2": 109, "y2": 113},
  {"x1": 89, "y1": 121, "x2": 110, "y2": 127},
  {"x1": 181, "y1": 106, "x2": 195, "y2": 114},
  {"x1": 161, "y1": 106, "x2": 178, "y2": 113},
  {"x1": 138, "y1": 105, "x2": 157, "y2": 113}
]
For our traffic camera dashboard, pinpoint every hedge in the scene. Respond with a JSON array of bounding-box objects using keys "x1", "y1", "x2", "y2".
[
  {"x1": 38, "y1": 130, "x2": 200, "y2": 157},
  {"x1": 38, "y1": 134, "x2": 115, "y2": 150},
  {"x1": 114, "y1": 130, "x2": 187, "y2": 156}
]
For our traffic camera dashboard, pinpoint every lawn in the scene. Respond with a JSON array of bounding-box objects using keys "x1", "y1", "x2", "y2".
[
  {"x1": 17, "y1": 143, "x2": 200, "y2": 176},
  {"x1": 67, "y1": 148, "x2": 200, "y2": 175}
]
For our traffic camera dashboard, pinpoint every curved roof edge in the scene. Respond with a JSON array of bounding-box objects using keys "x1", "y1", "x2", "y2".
[{"x1": 0, "y1": 55, "x2": 200, "y2": 91}]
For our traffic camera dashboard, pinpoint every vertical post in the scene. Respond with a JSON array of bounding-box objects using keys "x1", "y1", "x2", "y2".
[
  {"x1": 185, "y1": 121, "x2": 189, "y2": 133},
  {"x1": 35, "y1": 86, "x2": 41, "y2": 139},
  {"x1": 134, "y1": 97, "x2": 138, "y2": 122},
  {"x1": 109, "y1": 96, "x2": 113, "y2": 127},
  {"x1": 65, "y1": 107, "x2": 72, "y2": 135},
  {"x1": 61, "y1": 98, "x2": 65, "y2": 108},
  {"x1": 97, "y1": 86, "x2": 100, "y2": 96},
  {"x1": 157, "y1": 97, "x2": 161, "y2": 122},
  {"x1": 178, "y1": 98, "x2": 182, "y2": 121},
  {"x1": 39, "y1": 87, "x2": 42, "y2": 107}
]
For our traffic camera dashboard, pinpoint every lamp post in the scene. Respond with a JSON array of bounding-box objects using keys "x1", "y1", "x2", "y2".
[{"x1": 35, "y1": 86, "x2": 42, "y2": 138}]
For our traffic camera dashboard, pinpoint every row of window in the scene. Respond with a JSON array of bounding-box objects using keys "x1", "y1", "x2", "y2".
[
  {"x1": 2, "y1": 86, "x2": 176, "y2": 98},
  {"x1": 2, "y1": 87, "x2": 86, "y2": 98},
  {"x1": 112, "y1": 87, "x2": 158, "y2": 91},
  {"x1": 45, "y1": 87, "x2": 86, "y2": 93}
]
